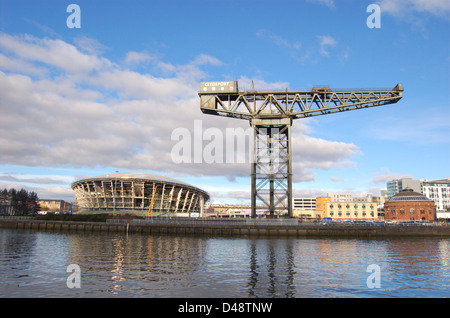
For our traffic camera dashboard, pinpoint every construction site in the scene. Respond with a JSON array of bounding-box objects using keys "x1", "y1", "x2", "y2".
[{"x1": 71, "y1": 173, "x2": 209, "y2": 217}]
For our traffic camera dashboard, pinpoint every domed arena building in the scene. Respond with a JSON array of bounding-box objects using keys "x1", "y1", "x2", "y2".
[
  {"x1": 71, "y1": 173, "x2": 209, "y2": 216},
  {"x1": 384, "y1": 188, "x2": 436, "y2": 222}
]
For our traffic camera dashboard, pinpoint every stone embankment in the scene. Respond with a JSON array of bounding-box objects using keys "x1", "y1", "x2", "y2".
[{"x1": 0, "y1": 218, "x2": 449, "y2": 237}]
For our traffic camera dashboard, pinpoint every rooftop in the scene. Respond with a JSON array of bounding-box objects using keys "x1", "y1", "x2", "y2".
[
  {"x1": 72, "y1": 172, "x2": 199, "y2": 190},
  {"x1": 389, "y1": 188, "x2": 432, "y2": 202}
]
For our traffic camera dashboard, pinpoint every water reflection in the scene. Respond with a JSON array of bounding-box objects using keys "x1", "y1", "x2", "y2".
[
  {"x1": 0, "y1": 229, "x2": 448, "y2": 298},
  {"x1": 247, "y1": 240, "x2": 296, "y2": 297}
]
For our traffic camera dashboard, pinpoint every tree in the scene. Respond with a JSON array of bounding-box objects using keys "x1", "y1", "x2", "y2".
[{"x1": 0, "y1": 188, "x2": 40, "y2": 215}]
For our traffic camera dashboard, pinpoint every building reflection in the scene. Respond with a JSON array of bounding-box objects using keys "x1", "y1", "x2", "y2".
[
  {"x1": 247, "y1": 239, "x2": 296, "y2": 297},
  {"x1": 67, "y1": 233, "x2": 209, "y2": 295},
  {"x1": 64, "y1": 232, "x2": 448, "y2": 297}
]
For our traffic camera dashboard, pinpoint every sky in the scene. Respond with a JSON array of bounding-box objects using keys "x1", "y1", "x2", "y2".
[{"x1": 0, "y1": 0, "x2": 449, "y2": 204}]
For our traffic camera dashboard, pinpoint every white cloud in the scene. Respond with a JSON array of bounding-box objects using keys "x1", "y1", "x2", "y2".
[
  {"x1": 306, "y1": 0, "x2": 335, "y2": 9},
  {"x1": 378, "y1": 0, "x2": 450, "y2": 18},
  {"x1": 73, "y1": 36, "x2": 109, "y2": 55},
  {"x1": 0, "y1": 32, "x2": 359, "y2": 189},
  {"x1": 317, "y1": 35, "x2": 337, "y2": 56},
  {"x1": 256, "y1": 29, "x2": 301, "y2": 50},
  {"x1": 329, "y1": 176, "x2": 345, "y2": 182},
  {"x1": 0, "y1": 33, "x2": 104, "y2": 74},
  {"x1": 372, "y1": 168, "x2": 413, "y2": 184}
]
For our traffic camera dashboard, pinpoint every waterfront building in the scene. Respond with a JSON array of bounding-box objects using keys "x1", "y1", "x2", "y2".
[
  {"x1": 207, "y1": 203, "x2": 251, "y2": 218},
  {"x1": 292, "y1": 198, "x2": 320, "y2": 219},
  {"x1": 38, "y1": 199, "x2": 70, "y2": 213},
  {"x1": 387, "y1": 178, "x2": 422, "y2": 199},
  {"x1": 316, "y1": 197, "x2": 331, "y2": 220},
  {"x1": 324, "y1": 201, "x2": 378, "y2": 221},
  {"x1": 293, "y1": 197, "x2": 316, "y2": 210},
  {"x1": 422, "y1": 178, "x2": 450, "y2": 212},
  {"x1": 384, "y1": 188, "x2": 436, "y2": 222}
]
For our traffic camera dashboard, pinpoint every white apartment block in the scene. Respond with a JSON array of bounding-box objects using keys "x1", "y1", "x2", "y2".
[{"x1": 422, "y1": 179, "x2": 450, "y2": 212}]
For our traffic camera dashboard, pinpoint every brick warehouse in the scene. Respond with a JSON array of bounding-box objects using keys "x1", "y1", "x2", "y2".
[{"x1": 384, "y1": 188, "x2": 436, "y2": 222}]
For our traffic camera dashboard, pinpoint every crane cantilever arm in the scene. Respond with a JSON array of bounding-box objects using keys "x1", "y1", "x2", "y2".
[{"x1": 199, "y1": 82, "x2": 403, "y2": 120}]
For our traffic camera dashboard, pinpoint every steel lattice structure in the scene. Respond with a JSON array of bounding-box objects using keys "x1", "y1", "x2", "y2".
[{"x1": 199, "y1": 81, "x2": 403, "y2": 218}]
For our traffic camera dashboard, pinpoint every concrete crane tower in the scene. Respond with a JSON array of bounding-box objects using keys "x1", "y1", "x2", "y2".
[{"x1": 199, "y1": 81, "x2": 403, "y2": 218}]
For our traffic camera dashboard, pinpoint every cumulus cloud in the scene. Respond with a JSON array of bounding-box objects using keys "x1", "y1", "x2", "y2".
[{"x1": 0, "y1": 32, "x2": 359, "y2": 190}]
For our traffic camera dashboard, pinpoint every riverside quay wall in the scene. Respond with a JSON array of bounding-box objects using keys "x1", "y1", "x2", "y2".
[{"x1": 0, "y1": 218, "x2": 449, "y2": 237}]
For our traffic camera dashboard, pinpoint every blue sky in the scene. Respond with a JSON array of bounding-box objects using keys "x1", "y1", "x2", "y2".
[{"x1": 0, "y1": 0, "x2": 449, "y2": 204}]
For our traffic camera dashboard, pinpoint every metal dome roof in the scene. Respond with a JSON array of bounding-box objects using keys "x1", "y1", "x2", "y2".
[{"x1": 389, "y1": 188, "x2": 431, "y2": 202}]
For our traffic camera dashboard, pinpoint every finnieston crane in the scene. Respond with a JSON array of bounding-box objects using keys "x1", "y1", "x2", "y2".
[{"x1": 199, "y1": 81, "x2": 403, "y2": 218}]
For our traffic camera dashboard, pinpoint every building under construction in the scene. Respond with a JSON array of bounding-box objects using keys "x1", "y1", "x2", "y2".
[{"x1": 71, "y1": 173, "x2": 209, "y2": 216}]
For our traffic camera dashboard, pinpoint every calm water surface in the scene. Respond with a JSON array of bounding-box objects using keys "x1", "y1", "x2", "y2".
[{"x1": 0, "y1": 229, "x2": 448, "y2": 298}]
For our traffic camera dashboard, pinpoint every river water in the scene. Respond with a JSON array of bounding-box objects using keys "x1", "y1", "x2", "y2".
[{"x1": 0, "y1": 228, "x2": 448, "y2": 298}]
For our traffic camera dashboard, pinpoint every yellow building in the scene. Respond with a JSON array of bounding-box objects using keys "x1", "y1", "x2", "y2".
[
  {"x1": 325, "y1": 201, "x2": 378, "y2": 221},
  {"x1": 316, "y1": 197, "x2": 331, "y2": 219}
]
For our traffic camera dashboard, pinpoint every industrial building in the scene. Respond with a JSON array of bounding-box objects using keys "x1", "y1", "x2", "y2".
[{"x1": 71, "y1": 173, "x2": 209, "y2": 216}]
